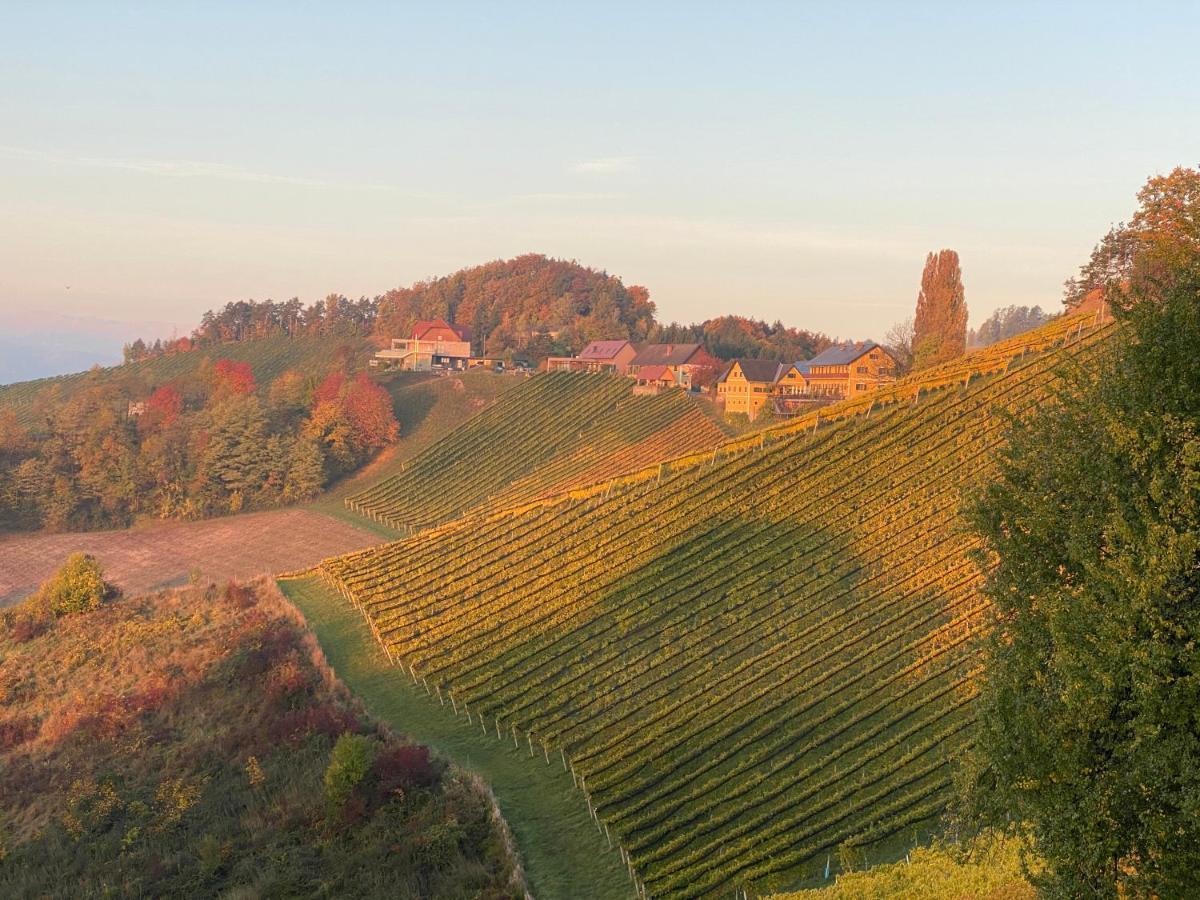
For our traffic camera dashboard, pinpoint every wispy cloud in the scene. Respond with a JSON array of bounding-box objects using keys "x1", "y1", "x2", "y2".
[
  {"x1": 0, "y1": 144, "x2": 400, "y2": 192},
  {"x1": 570, "y1": 156, "x2": 635, "y2": 175},
  {"x1": 512, "y1": 191, "x2": 624, "y2": 202}
]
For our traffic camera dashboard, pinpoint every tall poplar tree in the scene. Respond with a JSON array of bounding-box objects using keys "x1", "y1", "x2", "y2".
[{"x1": 912, "y1": 249, "x2": 968, "y2": 370}]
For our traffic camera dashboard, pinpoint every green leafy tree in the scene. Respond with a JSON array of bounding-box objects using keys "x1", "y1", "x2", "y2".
[
  {"x1": 964, "y1": 276, "x2": 1200, "y2": 897},
  {"x1": 38, "y1": 552, "x2": 111, "y2": 616},
  {"x1": 283, "y1": 436, "x2": 326, "y2": 502},
  {"x1": 324, "y1": 732, "x2": 375, "y2": 814},
  {"x1": 192, "y1": 395, "x2": 270, "y2": 513}
]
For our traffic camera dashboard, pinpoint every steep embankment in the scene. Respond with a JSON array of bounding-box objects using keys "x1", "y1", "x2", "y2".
[
  {"x1": 0, "y1": 334, "x2": 372, "y2": 429},
  {"x1": 301, "y1": 309, "x2": 1111, "y2": 897},
  {"x1": 345, "y1": 372, "x2": 727, "y2": 534},
  {"x1": 0, "y1": 578, "x2": 524, "y2": 897}
]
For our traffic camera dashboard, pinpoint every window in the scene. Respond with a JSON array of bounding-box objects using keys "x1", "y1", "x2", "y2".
[
  {"x1": 855, "y1": 382, "x2": 866, "y2": 391},
  {"x1": 857, "y1": 366, "x2": 868, "y2": 374}
]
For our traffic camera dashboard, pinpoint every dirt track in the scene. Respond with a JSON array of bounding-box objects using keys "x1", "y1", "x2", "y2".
[{"x1": 0, "y1": 509, "x2": 381, "y2": 606}]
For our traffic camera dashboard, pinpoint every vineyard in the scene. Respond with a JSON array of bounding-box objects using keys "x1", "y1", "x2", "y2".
[
  {"x1": 0, "y1": 335, "x2": 372, "y2": 429},
  {"x1": 345, "y1": 372, "x2": 727, "y2": 533},
  {"x1": 295, "y1": 309, "x2": 1114, "y2": 897}
]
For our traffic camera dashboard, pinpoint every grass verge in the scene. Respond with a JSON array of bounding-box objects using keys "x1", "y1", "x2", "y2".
[{"x1": 279, "y1": 574, "x2": 633, "y2": 900}]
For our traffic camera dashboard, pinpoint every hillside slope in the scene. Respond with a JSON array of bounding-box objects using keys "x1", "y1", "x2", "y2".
[
  {"x1": 346, "y1": 372, "x2": 727, "y2": 534},
  {"x1": 0, "y1": 334, "x2": 372, "y2": 429},
  {"x1": 0, "y1": 577, "x2": 523, "y2": 897},
  {"x1": 306, "y1": 310, "x2": 1112, "y2": 897}
]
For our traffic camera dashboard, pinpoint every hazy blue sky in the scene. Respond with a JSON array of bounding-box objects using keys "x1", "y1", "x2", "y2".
[{"x1": 2, "y1": 1, "x2": 1199, "y2": 370}]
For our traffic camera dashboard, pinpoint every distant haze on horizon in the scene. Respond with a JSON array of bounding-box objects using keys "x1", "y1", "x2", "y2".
[{"x1": 2, "y1": 2, "x2": 1199, "y2": 379}]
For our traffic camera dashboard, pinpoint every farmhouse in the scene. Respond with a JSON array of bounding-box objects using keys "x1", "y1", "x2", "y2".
[
  {"x1": 632, "y1": 364, "x2": 679, "y2": 395},
  {"x1": 716, "y1": 358, "x2": 784, "y2": 419},
  {"x1": 372, "y1": 319, "x2": 473, "y2": 371},
  {"x1": 546, "y1": 339, "x2": 637, "y2": 375},
  {"x1": 627, "y1": 343, "x2": 719, "y2": 390},
  {"x1": 801, "y1": 341, "x2": 898, "y2": 400}
]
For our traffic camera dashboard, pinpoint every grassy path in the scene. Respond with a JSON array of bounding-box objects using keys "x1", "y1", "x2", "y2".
[{"x1": 279, "y1": 575, "x2": 632, "y2": 900}]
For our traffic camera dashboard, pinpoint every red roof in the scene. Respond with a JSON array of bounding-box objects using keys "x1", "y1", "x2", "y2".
[
  {"x1": 578, "y1": 339, "x2": 631, "y2": 360},
  {"x1": 637, "y1": 364, "x2": 675, "y2": 383},
  {"x1": 412, "y1": 318, "x2": 471, "y2": 342}
]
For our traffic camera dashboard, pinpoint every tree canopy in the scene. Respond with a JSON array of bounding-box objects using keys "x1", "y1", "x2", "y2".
[
  {"x1": 1064, "y1": 165, "x2": 1200, "y2": 309},
  {"x1": 964, "y1": 273, "x2": 1200, "y2": 897}
]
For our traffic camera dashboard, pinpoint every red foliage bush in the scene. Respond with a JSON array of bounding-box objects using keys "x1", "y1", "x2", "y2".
[
  {"x1": 146, "y1": 385, "x2": 183, "y2": 427},
  {"x1": 265, "y1": 658, "x2": 312, "y2": 703},
  {"x1": 342, "y1": 373, "x2": 399, "y2": 450},
  {"x1": 213, "y1": 359, "x2": 257, "y2": 396},
  {"x1": 313, "y1": 370, "x2": 346, "y2": 405},
  {"x1": 374, "y1": 742, "x2": 439, "y2": 790}
]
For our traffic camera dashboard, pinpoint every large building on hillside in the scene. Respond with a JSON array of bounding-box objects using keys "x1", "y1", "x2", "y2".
[
  {"x1": 372, "y1": 319, "x2": 474, "y2": 371},
  {"x1": 546, "y1": 339, "x2": 637, "y2": 375},
  {"x1": 627, "y1": 343, "x2": 720, "y2": 390},
  {"x1": 802, "y1": 341, "x2": 898, "y2": 399},
  {"x1": 716, "y1": 358, "x2": 785, "y2": 418},
  {"x1": 714, "y1": 342, "x2": 899, "y2": 420}
]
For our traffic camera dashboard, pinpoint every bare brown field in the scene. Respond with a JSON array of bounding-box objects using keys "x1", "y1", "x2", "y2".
[{"x1": 0, "y1": 509, "x2": 380, "y2": 606}]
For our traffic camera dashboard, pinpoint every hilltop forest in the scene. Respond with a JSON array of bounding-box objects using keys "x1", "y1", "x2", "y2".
[{"x1": 125, "y1": 254, "x2": 833, "y2": 367}]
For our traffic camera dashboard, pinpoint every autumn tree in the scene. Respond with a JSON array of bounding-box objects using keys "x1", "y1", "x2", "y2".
[
  {"x1": 911, "y1": 249, "x2": 968, "y2": 371},
  {"x1": 143, "y1": 385, "x2": 183, "y2": 429},
  {"x1": 303, "y1": 372, "x2": 398, "y2": 476},
  {"x1": 212, "y1": 359, "x2": 257, "y2": 398},
  {"x1": 1065, "y1": 166, "x2": 1200, "y2": 309}
]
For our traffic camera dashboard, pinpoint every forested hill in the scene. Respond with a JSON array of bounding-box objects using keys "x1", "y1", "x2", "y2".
[
  {"x1": 148, "y1": 255, "x2": 657, "y2": 364},
  {"x1": 375, "y1": 254, "x2": 657, "y2": 357},
  {"x1": 130, "y1": 254, "x2": 835, "y2": 367}
]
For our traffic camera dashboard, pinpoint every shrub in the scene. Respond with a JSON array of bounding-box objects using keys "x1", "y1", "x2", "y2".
[
  {"x1": 323, "y1": 732, "x2": 375, "y2": 814},
  {"x1": 38, "y1": 553, "x2": 110, "y2": 617},
  {"x1": 374, "y1": 743, "x2": 439, "y2": 791},
  {"x1": 221, "y1": 582, "x2": 257, "y2": 609}
]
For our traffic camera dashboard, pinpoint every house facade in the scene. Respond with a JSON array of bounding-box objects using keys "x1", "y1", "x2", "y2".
[
  {"x1": 632, "y1": 364, "x2": 678, "y2": 395},
  {"x1": 627, "y1": 343, "x2": 719, "y2": 390},
  {"x1": 801, "y1": 341, "x2": 898, "y2": 400},
  {"x1": 716, "y1": 358, "x2": 784, "y2": 419},
  {"x1": 372, "y1": 319, "x2": 473, "y2": 371},
  {"x1": 546, "y1": 339, "x2": 638, "y2": 375}
]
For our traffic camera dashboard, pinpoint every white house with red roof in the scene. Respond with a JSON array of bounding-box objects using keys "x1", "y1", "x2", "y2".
[{"x1": 372, "y1": 318, "x2": 474, "y2": 371}]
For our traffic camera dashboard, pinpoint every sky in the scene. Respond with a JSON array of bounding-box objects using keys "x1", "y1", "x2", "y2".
[{"x1": 1, "y1": 2, "x2": 1199, "y2": 377}]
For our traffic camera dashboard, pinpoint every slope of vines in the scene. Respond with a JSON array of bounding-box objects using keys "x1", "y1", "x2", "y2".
[
  {"x1": 310, "y1": 314, "x2": 1114, "y2": 898},
  {"x1": 345, "y1": 372, "x2": 726, "y2": 533},
  {"x1": 0, "y1": 335, "x2": 372, "y2": 429}
]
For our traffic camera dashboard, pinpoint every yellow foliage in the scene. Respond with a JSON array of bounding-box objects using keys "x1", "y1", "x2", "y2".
[{"x1": 773, "y1": 834, "x2": 1035, "y2": 900}]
